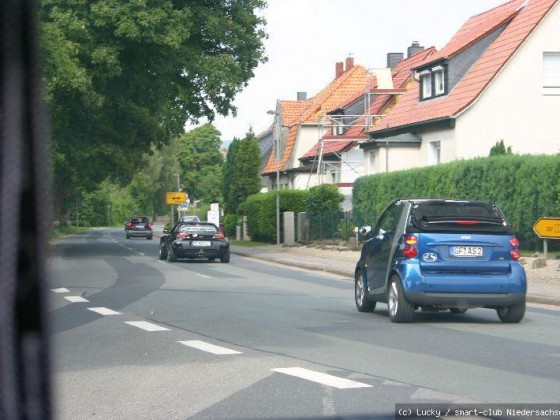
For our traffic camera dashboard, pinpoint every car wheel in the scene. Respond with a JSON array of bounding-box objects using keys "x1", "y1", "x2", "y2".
[
  {"x1": 450, "y1": 308, "x2": 468, "y2": 314},
  {"x1": 208, "y1": 257, "x2": 216, "y2": 262},
  {"x1": 220, "y1": 250, "x2": 230, "y2": 263},
  {"x1": 158, "y1": 243, "x2": 168, "y2": 260},
  {"x1": 167, "y1": 245, "x2": 177, "y2": 262},
  {"x1": 355, "y1": 271, "x2": 376, "y2": 312},
  {"x1": 388, "y1": 276, "x2": 414, "y2": 323},
  {"x1": 147, "y1": 235, "x2": 153, "y2": 240},
  {"x1": 497, "y1": 301, "x2": 526, "y2": 323},
  {"x1": 126, "y1": 233, "x2": 130, "y2": 239}
]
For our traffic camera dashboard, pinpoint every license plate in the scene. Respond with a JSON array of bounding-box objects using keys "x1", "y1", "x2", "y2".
[
  {"x1": 135, "y1": 224, "x2": 145, "y2": 229},
  {"x1": 452, "y1": 246, "x2": 483, "y2": 257},
  {"x1": 192, "y1": 241, "x2": 211, "y2": 247}
]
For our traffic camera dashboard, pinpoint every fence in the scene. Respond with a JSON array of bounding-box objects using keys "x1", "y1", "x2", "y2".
[{"x1": 299, "y1": 211, "x2": 356, "y2": 243}]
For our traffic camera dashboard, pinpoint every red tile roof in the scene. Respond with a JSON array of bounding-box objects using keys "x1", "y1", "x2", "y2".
[
  {"x1": 262, "y1": 64, "x2": 371, "y2": 175},
  {"x1": 372, "y1": 0, "x2": 558, "y2": 136},
  {"x1": 301, "y1": 48, "x2": 437, "y2": 160}
]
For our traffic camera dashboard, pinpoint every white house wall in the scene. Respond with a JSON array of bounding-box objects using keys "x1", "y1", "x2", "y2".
[
  {"x1": 289, "y1": 125, "x2": 321, "y2": 169},
  {"x1": 455, "y1": 3, "x2": 560, "y2": 157}
]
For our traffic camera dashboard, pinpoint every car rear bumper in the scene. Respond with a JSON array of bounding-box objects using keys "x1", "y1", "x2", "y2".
[
  {"x1": 171, "y1": 241, "x2": 228, "y2": 258},
  {"x1": 127, "y1": 230, "x2": 152, "y2": 237},
  {"x1": 405, "y1": 291, "x2": 525, "y2": 307}
]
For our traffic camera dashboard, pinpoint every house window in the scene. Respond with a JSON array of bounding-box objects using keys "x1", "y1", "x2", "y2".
[
  {"x1": 419, "y1": 70, "x2": 432, "y2": 100},
  {"x1": 433, "y1": 66, "x2": 445, "y2": 96},
  {"x1": 430, "y1": 141, "x2": 441, "y2": 165},
  {"x1": 543, "y1": 52, "x2": 560, "y2": 93}
]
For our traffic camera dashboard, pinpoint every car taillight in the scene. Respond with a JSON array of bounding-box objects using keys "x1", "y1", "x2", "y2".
[
  {"x1": 510, "y1": 237, "x2": 520, "y2": 260},
  {"x1": 146, "y1": 223, "x2": 152, "y2": 230},
  {"x1": 455, "y1": 220, "x2": 480, "y2": 225},
  {"x1": 403, "y1": 235, "x2": 418, "y2": 258},
  {"x1": 176, "y1": 233, "x2": 190, "y2": 239},
  {"x1": 213, "y1": 233, "x2": 225, "y2": 239},
  {"x1": 127, "y1": 222, "x2": 132, "y2": 229}
]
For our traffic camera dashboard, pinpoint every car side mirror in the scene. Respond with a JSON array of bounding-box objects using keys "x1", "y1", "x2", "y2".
[{"x1": 358, "y1": 226, "x2": 372, "y2": 237}]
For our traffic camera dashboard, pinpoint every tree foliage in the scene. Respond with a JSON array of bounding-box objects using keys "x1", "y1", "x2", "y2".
[
  {"x1": 223, "y1": 129, "x2": 262, "y2": 215},
  {"x1": 489, "y1": 139, "x2": 513, "y2": 156},
  {"x1": 178, "y1": 124, "x2": 224, "y2": 203},
  {"x1": 222, "y1": 137, "x2": 241, "y2": 214},
  {"x1": 38, "y1": 0, "x2": 268, "y2": 217},
  {"x1": 306, "y1": 184, "x2": 344, "y2": 215}
]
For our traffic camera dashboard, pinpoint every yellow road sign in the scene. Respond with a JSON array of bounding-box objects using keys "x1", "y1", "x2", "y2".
[
  {"x1": 533, "y1": 217, "x2": 560, "y2": 239},
  {"x1": 166, "y1": 192, "x2": 187, "y2": 205}
]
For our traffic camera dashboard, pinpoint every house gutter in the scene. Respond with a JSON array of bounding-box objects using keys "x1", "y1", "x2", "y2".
[{"x1": 369, "y1": 116, "x2": 455, "y2": 139}]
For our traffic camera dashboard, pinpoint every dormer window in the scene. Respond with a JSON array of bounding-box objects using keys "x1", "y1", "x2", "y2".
[
  {"x1": 418, "y1": 64, "x2": 448, "y2": 101},
  {"x1": 419, "y1": 70, "x2": 432, "y2": 99},
  {"x1": 433, "y1": 65, "x2": 445, "y2": 95}
]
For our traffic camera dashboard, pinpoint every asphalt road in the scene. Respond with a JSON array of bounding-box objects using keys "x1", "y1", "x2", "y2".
[{"x1": 48, "y1": 229, "x2": 560, "y2": 419}]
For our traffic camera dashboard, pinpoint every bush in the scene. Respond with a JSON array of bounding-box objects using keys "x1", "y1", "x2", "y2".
[
  {"x1": 243, "y1": 190, "x2": 308, "y2": 242},
  {"x1": 223, "y1": 214, "x2": 240, "y2": 238},
  {"x1": 353, "y1": 154, "x2": 560, "y2": 250}
]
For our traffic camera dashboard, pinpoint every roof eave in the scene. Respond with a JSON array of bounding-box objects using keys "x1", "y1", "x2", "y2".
[{"x1": 370, "y1": 117, "x2": 455, "y2": 139}]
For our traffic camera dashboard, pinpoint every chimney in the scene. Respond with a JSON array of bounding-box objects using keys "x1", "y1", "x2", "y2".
[
  {"x1": 297, "y1": 91, "x2": 307, "y2": 101},
  {"x1": 387, "y1": 52, "x2": 404, "y2": 69},
  {"x1": 407, "y1": 41, "x2": 424, "y2": 58},
  {"x1": 335, "y1": 62, "x2": 344, "y2": 78},
  {"x1": 345, "y1": 56, "x2": 354, "y2": 71}
]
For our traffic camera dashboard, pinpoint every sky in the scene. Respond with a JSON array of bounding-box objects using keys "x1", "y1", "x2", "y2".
[{"x1": 192, "y1": 0, "x2": 508, "y2": 144}]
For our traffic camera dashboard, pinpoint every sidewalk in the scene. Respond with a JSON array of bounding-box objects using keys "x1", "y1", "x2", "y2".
[{"x1": 230, "y1": 244, "x2": 560, "y2": 308}]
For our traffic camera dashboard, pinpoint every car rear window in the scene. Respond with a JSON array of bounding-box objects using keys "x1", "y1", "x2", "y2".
[
  {"x1": 131, "y1": 217, "x2": 148, "y2": 223},
  {"x1": 410, "y1": 201, "x2": 512, "y2": 233}
]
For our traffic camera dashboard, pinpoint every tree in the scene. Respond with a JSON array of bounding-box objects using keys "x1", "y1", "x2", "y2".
[
  {"x1": 178, "y1": 124, "x2": 224, "y2": 202},
  {"x1": 222, "y1": 137, "x2": 241, "y2": 214},
  {"x1": 225, "y1": 129, "x2": 262, "y2": 215},
  {"x1": 489, "y1": 140, "x2": 513, "y2": 156},
  {"x1": 38, "y1": 0, "x2": 267, "y2": 218}
]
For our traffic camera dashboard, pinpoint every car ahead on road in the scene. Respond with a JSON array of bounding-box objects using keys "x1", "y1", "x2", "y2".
[
  {"x1": 125, "y1": 216, "x2": 153, "y2": 240},
  {"x1": 355, "y1": 199, "x2": 526, "y2": 323},
  {"x1": 159, "y1": 221, "x2": 230, "y2": 263}
]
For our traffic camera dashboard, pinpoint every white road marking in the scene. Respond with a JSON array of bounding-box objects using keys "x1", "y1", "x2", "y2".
[
  {"x1": 64, "y1": 296, "x2": 89, "y2": 303},
  {"x1": 125, "y1": 321, "x2": 170, "y2": 332},
  {"x1": 88, "y1": 307, "x2": 121, "y2": 316},
  {"x1": 271, "y1": 367, "x2": 372, "y2": 389},
  {"x1": 138, "y1": 252, "x2": 145, "y2": 256},
  {"x1": 51, "y1": 288, "x2": 70, "y2": 293},
  {"x1": 196, "y1": 273, "x2": 211, "y2": 279},
  {"x1": 178, "y1": 340, "x2": 241, "y2": 355},
  {"x1": 157, "y1": 260, "x2": 166, "y2": 264}
]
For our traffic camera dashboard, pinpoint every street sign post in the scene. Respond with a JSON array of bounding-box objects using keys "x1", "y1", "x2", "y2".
[{"x1": 532, "y1": 217, "x2": 560, "y2": 259}]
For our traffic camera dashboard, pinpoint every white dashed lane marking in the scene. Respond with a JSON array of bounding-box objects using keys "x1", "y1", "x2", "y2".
[
  {"x1": 125, "y1": 321, "x2": 170, "y2": 332},
  {"x1": 179, "y1": 340, "x2": 242, "y2": 355},
  {"x1": 271, "y1": 367, "x2": 372, "y2": 389},
  {"x1": 196, "y1": 273, "x2": 211, "y2": 279},
  {"x1": 51, "y1": 288, "x2": 70, "y2": 293},
  {"x1": 88, "y1": 307, "x2": 122, "y2": 316},
  {"x1": 64, "y1": 296, "x2": 89, "y2": 303}
]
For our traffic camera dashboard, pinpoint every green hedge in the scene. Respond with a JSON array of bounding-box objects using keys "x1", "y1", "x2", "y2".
[
  {"x1": 243, "y1": 190, "x2": 308, "y2": 242},
  {"x1": 353, "y1": 155, "x2": 560, "y2": 250}
]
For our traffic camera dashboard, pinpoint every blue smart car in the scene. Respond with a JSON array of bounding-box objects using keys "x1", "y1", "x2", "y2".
[{"x1": 355, "y1": 199, "x2": 527, "y2": 323}]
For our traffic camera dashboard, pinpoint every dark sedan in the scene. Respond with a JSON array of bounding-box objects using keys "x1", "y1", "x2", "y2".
[{"x1": 159, "y1": 221, "x2": 230, "y2": 263}]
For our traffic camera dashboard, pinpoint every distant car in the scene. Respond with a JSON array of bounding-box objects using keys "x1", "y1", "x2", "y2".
[
  {"x1": 159, "y1": 221, "x2": 230, "y2": 263},
  {"x1": 125, "y1": 216, "x2": 153, "y2": 240},
  {"x1": 180, "y1": 215, "x2": 200, "y2": 223},
  {"x1": 355, "y1": 199, "x2": 526, "y2": 323}
]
